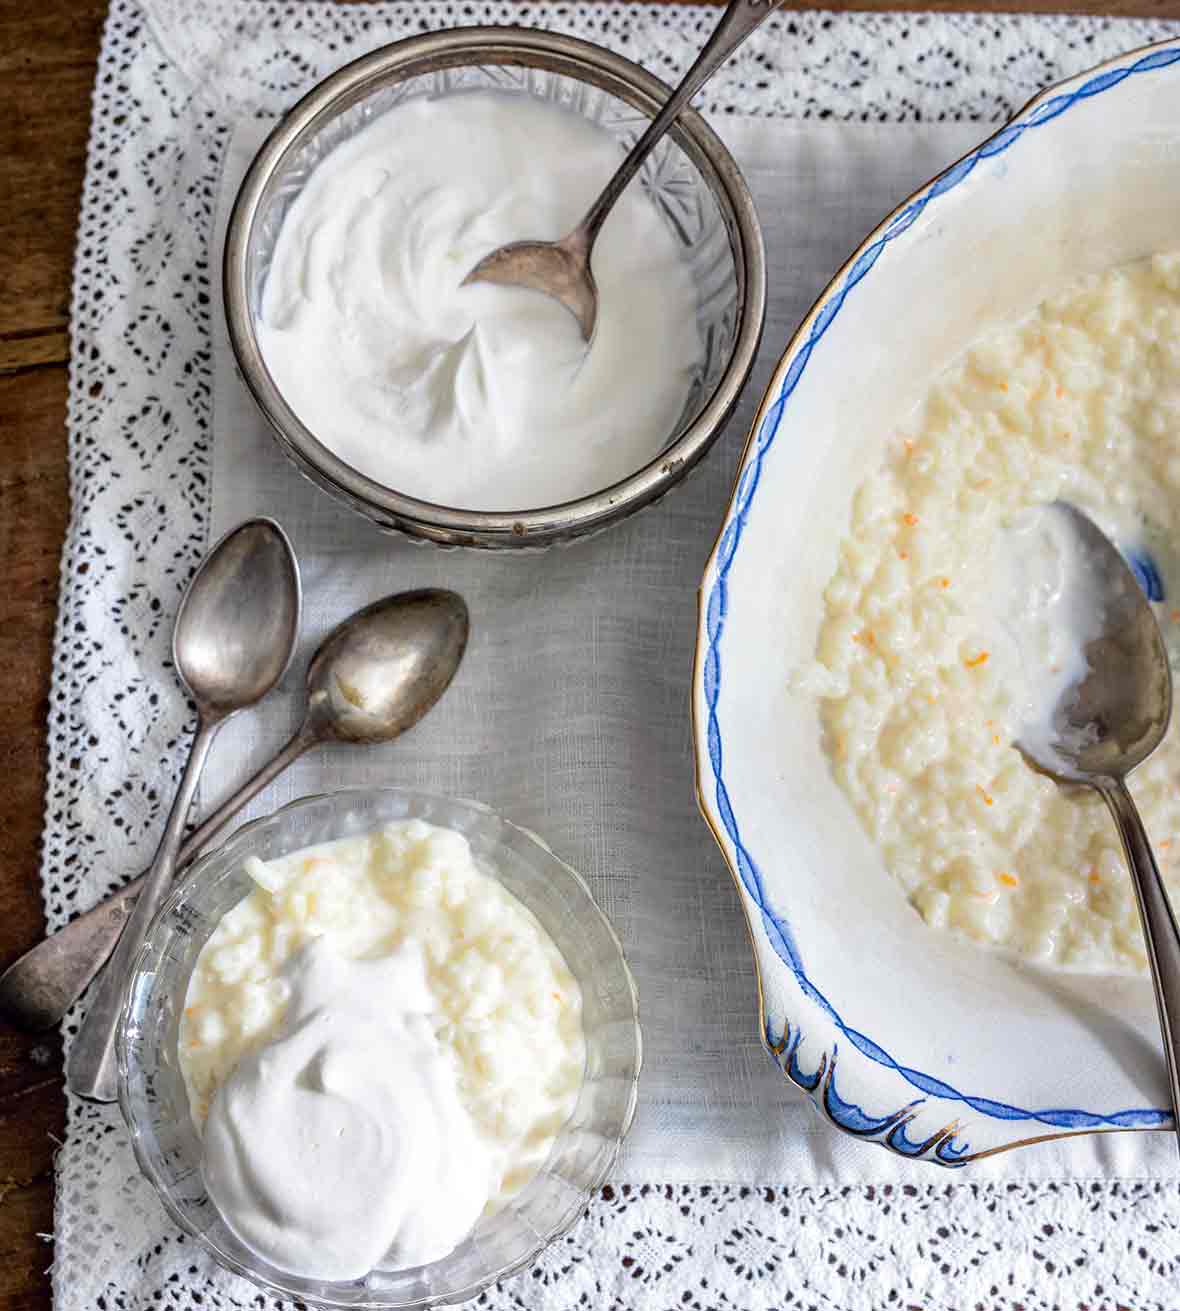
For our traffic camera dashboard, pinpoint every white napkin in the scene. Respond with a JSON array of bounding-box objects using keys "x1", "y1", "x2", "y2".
[
  {"x1": 209, "y1": 114, "x2": 1180, "y2": 1186},
  {"x1": 52, "y1": 7, "x2": 1180, "y2": 1308}
]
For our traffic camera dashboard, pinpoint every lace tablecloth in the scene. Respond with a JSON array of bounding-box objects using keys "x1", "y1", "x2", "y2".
[{"x1": 50, "y1": 2, "x2": 1180, "y2": 1308}]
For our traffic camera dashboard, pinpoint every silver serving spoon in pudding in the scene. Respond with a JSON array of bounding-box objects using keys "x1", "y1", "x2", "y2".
[
  {"x1": 1015, "y1": 501, "x2": 1180, "y2": 1147},
  {"x1": 67, "y1": 518, "x2": 302, "y2": 1102},
  {"x1": 5, "y1": 589, "x2": 467, "y2": 1037},
  {"x1": 462, "y1": 0, "x2": 785, "y2": 340}
]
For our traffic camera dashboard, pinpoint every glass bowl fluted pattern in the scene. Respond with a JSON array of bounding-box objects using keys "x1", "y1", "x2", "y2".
[
  {"x1": 223, "y1": 26, "x2": 766, "y2": 549},
  {"x1": 118, "y1": 789, "x2": 642, "y2": 1308}
]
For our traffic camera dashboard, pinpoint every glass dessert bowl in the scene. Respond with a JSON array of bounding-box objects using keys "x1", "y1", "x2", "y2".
[
  {"x1": 223, "y1": 26, "x2": 766, "y2": 549},
  {"x1": 118, "y1": 788, "x2": 642, "y2": 1308}
]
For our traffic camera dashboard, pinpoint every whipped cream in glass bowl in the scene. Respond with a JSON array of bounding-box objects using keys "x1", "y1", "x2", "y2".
[
  {"x1": 224, "y1": 27, "x2": 765, "y2": 549},
  {"x1": 254, "y1": 91, "x2": 703, "y2": 513},
  {"x1": 118, "y1": 789, "x2": 641, "y2": 1309}
]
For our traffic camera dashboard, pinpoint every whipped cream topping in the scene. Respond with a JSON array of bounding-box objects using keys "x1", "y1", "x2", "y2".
[
  {"x1": 256, "y1": 91, "x2": 702, "y2": 511},
  {"x1": 203, "y1": 937, "x2": 489, "y2": 1281},
  {"x1": 179, "y1": 820, "x2": 586, "y2": 1282},
  {"x1": 978, "y1": 504, "x2": 1109, "y2": 764}
]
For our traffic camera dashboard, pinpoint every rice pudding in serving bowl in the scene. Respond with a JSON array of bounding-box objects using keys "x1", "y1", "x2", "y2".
[
  {"x1": 693, "y1": 39, "x2": 1180, "y2": 1162},
  {"x1": 118, "y1": 789, "x2": 640, "y2": 1307},
  {"x1": 224, "y1": 27, "x2": 765, "y2": 549},
  {"x1": 801, "y1": 253, "x2": 1180, "y2": 975}
]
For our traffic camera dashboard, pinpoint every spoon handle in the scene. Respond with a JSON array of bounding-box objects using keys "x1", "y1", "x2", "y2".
[
  {"x1": 66, "y1": 717, "x2": 224, "y2": 1102},
  {"x1": 0, "y1": 724, "x2": 314, "y2": 1034},
  {"x1": 577, "y1": 0, "x2": 785, "y2": 246},
  {"x1": 1101, "y1": 777, "x2": 1180, "y2": 1149}
]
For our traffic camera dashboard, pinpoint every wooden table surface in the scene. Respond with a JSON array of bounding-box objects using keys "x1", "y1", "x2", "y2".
[{"x1": 2, "y1": 0, "x2": 1180, "y2": 1306}]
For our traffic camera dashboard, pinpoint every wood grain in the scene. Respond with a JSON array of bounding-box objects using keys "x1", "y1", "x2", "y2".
[
  {"x1": 0, "y1": 2, "x2": 105, "y2": 1306},
  {"x1": 2, "y1": 1, "x2": 1180, "y2": 1308},
  {"x1": 0, "y1": 365, "x2": 71, "y2": 1310}
]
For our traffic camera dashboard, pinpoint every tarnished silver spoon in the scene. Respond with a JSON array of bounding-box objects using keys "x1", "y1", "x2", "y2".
[
  {"x1": 1, "y1": 588, "x2": 468, "y2": 1037},
  {"x1": 67, "y1": 519, "x2": 302, "y2": 1101},
  {"x1": 1017, "y1": 502, "x2": 1180, "y2": 1146},
  {"x1": 463, "y1": 0, "x2": 784, "y2": 339}
]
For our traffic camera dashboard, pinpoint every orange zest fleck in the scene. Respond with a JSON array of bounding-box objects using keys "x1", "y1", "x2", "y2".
[
  {"x1": 997, "y1": 872, "x2": 1019, "y2": 888},
  {"x1": 1162, "y1": 840, "x2": 1173, "y2": 851},
  {"x1": 976, "y1": 784, "x2": 994, "y2": 806},
  {"x1": 964, "y1": 651, "x2": 990, "y2": 669},
  {"x1": 897, "y1": 549, "x2": 910, "y2": 561},
  {"x1": 903, "y1": 438, "x2": 916, "y2": 456},
  {"x1": 992, "y1": 734, "x2": 1001, "y2": 745},
  {"x1": 927, "y1": 693, "x2": 938, "y2": 705},
  {"x1": 852, "y1": 629, "x2": 876, "y2": 647},
  {"x1": 939, "y1": 577, "x2": 950, "y2": 589},
  {"x1": 902, "y1": 512, "x2": 919, "y2": 527},
  {"x1": 1055, "y1": 384, "x2": 1065, "y2": 400},
  {"x1": 998, "y1": 381, "x2": 1009, "y2": 392},
  {"x1": 1088, "y1": 869, "x2": 1102, "y2": 884}
]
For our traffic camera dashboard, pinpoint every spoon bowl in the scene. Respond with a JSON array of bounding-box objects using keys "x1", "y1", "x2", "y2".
[
  {"x1": 307, "y1": 590, "x2": 470, "y2": 745},
  {"x1": 1018, "y1": 504, "x2": 1172, "y2": 782},
  {"x1": 464, "y1": 233, "x2": 599, "y2": 341},
  {"x1": 174, "y1": 520, "x2": 303, "y2": 715}
]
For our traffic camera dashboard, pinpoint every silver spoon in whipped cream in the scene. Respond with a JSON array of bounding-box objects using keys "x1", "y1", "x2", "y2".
[{"x1": 463, "y1": 0, "x2": 784, "y2": 339}]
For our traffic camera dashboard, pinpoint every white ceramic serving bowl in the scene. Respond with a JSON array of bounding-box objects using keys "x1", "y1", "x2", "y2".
[{"x1": 693, "y1": 38, "x2": 1180, "y2": 1165}]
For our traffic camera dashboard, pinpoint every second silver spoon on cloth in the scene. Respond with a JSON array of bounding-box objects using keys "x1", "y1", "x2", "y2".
[
  {"x1": 1017, "y1": 502, "x2": 1180, "y2": 1149},
  {"x1": 3, "y1": 588, "x2": 470, "y2": 1037},
  {"x1": 66, "y1": 518, "x2": 302, "y2": 1102},
  {"x1": 463, "y1": 0, "x2": 784, "y2": 339}
]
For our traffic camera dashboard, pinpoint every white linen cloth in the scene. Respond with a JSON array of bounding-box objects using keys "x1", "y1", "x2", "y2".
[{"x1": 49, "y1": 3, "x2": 1180, "y2": 1308}]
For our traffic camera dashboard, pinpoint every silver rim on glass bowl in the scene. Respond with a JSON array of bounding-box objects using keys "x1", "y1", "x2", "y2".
[
  {"x1": 116, "y1": 787, "x2": 642, "y2": 1310},
  {"x1": 223, "y1": 26, "x2": 767, "y2": 550}
]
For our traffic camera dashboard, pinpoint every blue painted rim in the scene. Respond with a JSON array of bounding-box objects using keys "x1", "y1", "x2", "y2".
[{"x1": 701, "y1": 41, "x2": 1180, "y2": 1135}]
